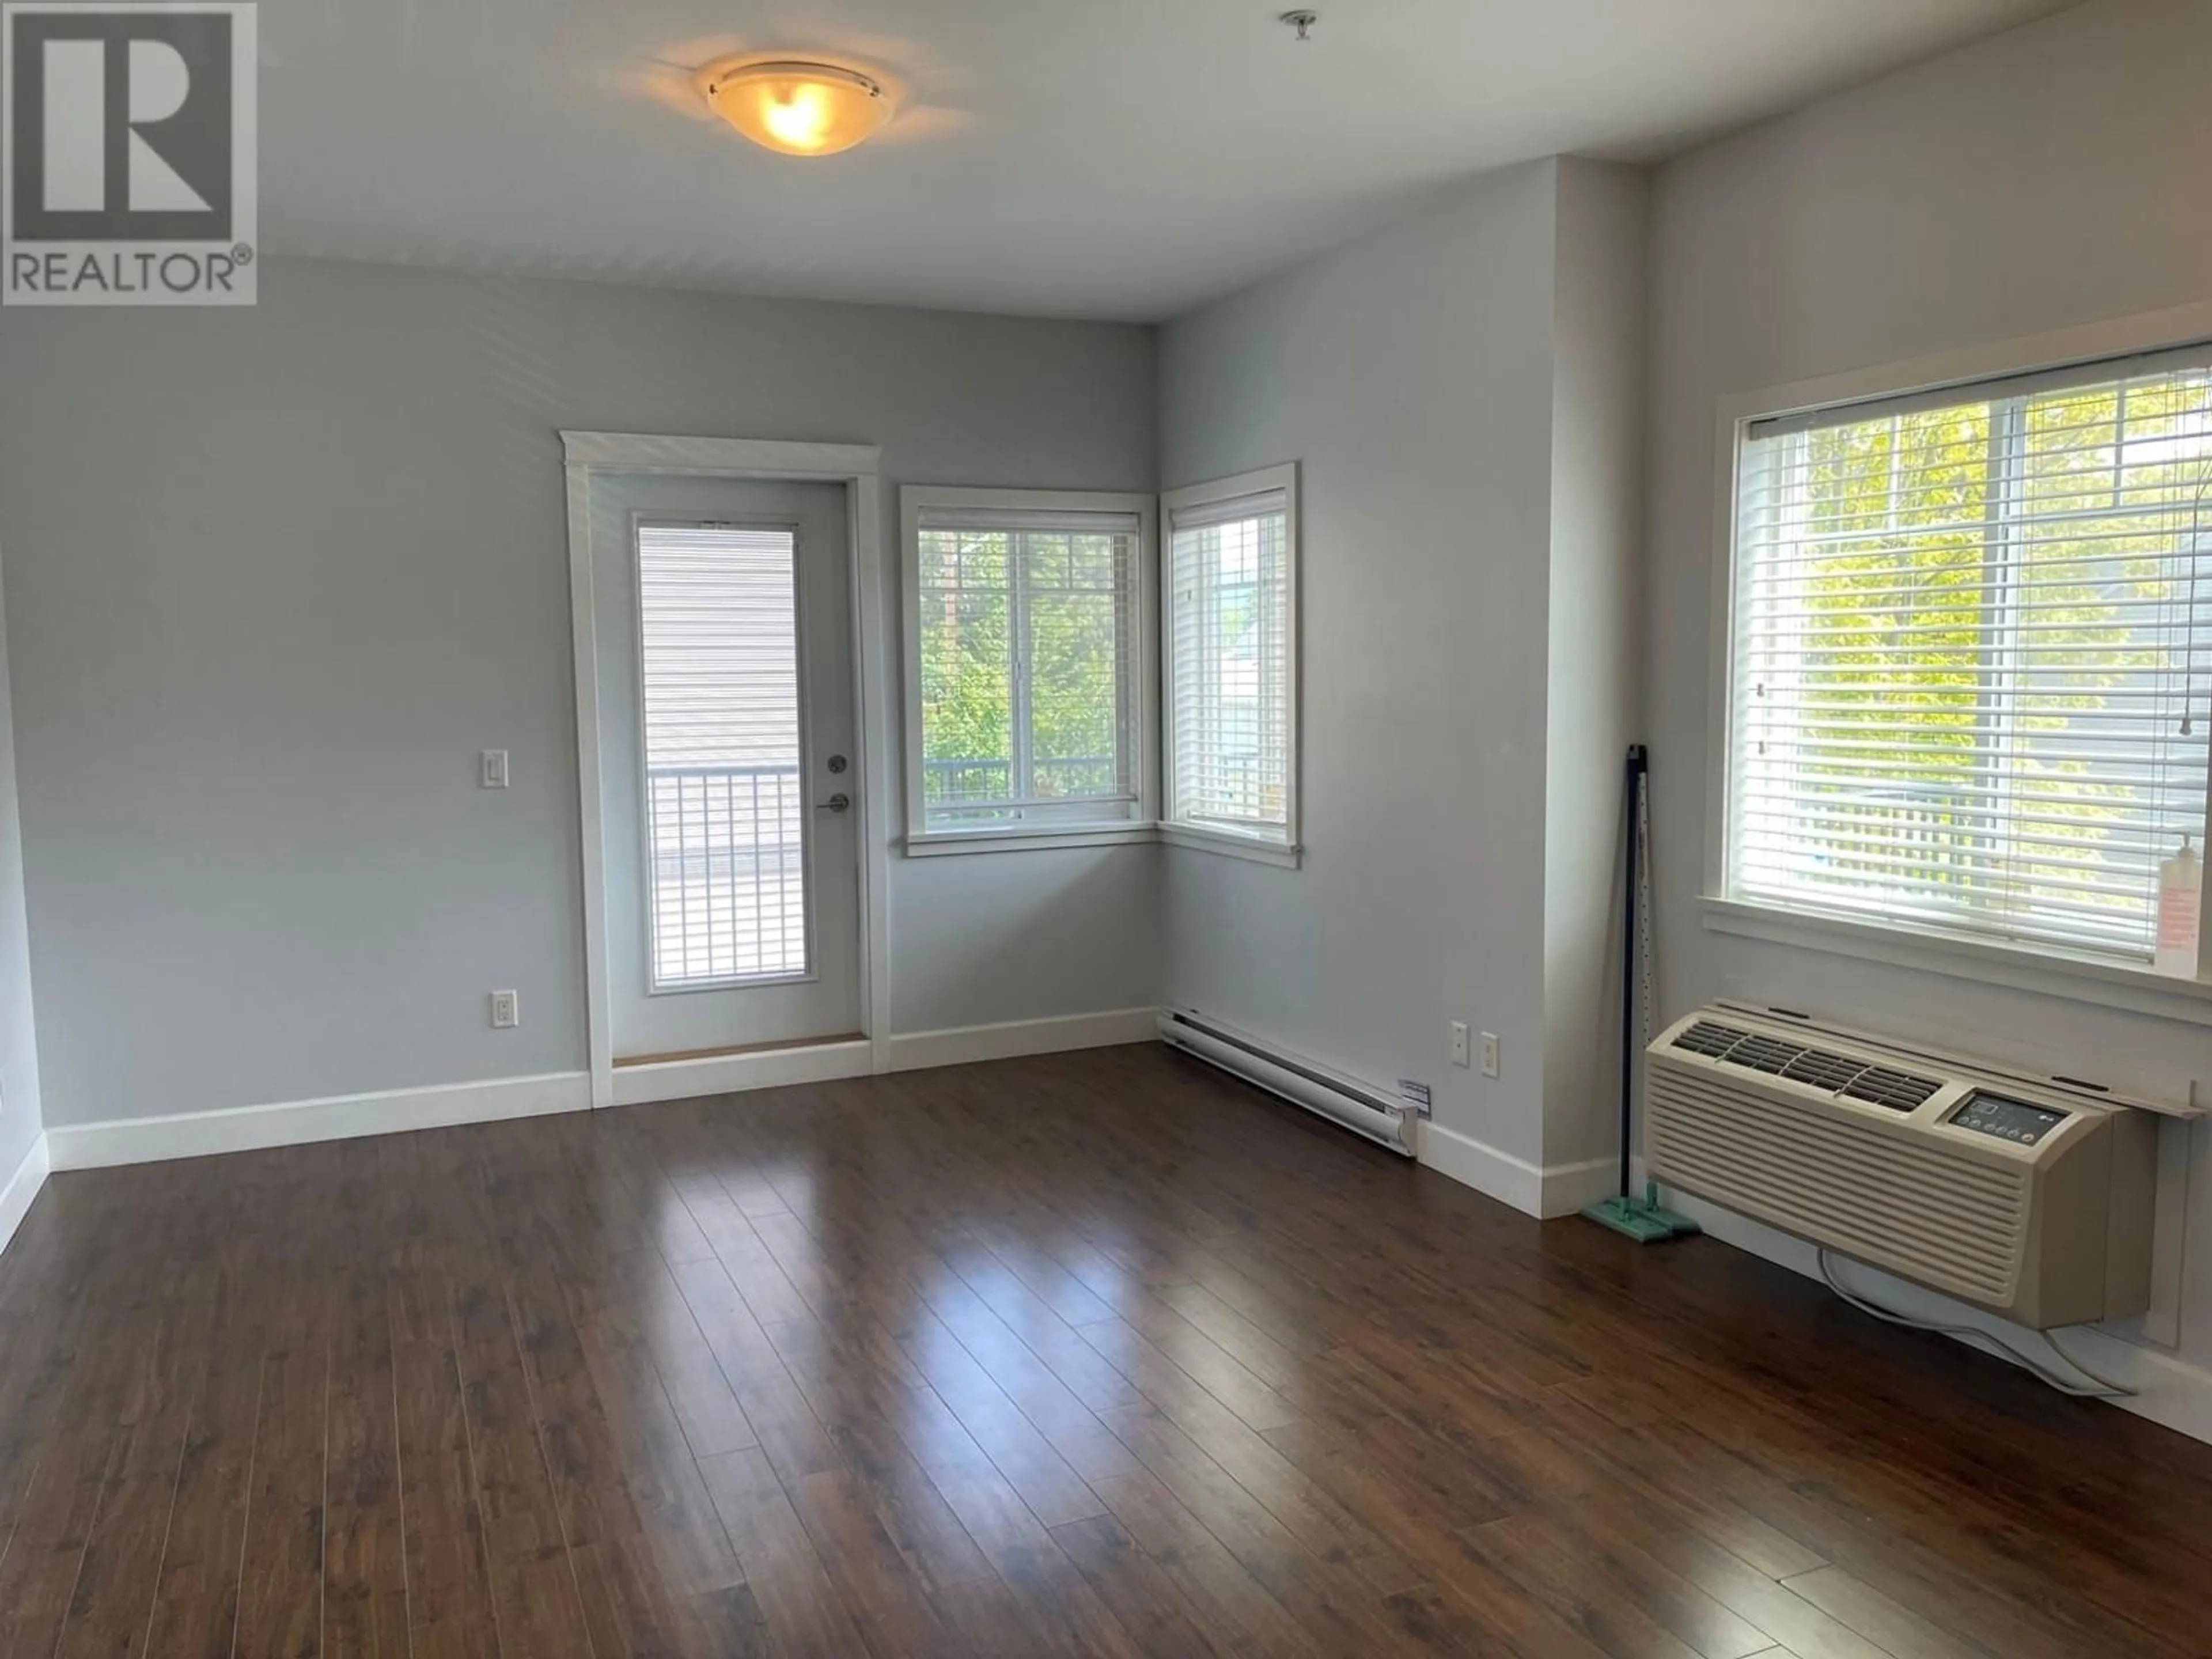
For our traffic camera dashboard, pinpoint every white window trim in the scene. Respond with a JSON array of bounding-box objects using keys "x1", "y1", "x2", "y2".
[
  {"x1": 1699, "y1": 895, "x2": 2212, "y2": 1029},
  {"x1": 1157, "y1": 822, "x2": 1303, "y2": 868},
  {"x1": 1161, "y1": 463, "x2": 1303, "y2": 869},
  {"x1": 1703, "y1": 298, "x2": 2212, "y2": 1024},
  {"x1": 899, "y1": 485, "x2": 1159, "y2": 855}
]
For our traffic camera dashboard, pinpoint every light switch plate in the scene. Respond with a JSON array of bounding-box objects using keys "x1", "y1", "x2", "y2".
[{"x1": 481, "y1": 749, "x2": 509, "y2": 789}]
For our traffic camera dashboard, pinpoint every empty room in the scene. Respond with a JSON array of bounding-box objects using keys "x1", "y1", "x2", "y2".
[{"x1": 3, "y1": 1, "x2": 2211, "y2": 1654}]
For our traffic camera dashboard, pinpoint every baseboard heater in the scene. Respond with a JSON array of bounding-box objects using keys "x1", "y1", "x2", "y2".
[{"x1": 1158, "y1": 1008, "x2": 1415, "y2": 1157}]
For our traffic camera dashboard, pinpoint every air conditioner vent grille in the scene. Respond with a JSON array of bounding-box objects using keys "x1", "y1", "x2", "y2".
[
  {"x1": 1726, "y1": 1035, "x2": 1807, "y2": 1075},
  {"x1": 1646, "y1": 1068, "x2": 2024, "y2": 1304},
  {"x1": 1668, "y1": 1017, "x2": 1944, "y2": 1109},
  {"x1": 1840, "y1": 1067, "x2": 1944, "y2": 1112},
  {"x1": 1778, "y1": 1048, "x2": 1868, "y2": 1092},
  {"x1": 1672, "y1": 1020, "x2": 1751, "y2": 1058}
]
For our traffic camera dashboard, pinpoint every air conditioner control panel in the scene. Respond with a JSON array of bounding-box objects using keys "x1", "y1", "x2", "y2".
[{"x1": 1950, "y1": 1092, "x2": 2069, "y2": 1147}]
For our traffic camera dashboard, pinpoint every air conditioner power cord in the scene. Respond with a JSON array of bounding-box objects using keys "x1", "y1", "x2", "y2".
[{"x1": 1817, "y1": 1249, "x2": 2135, "y2": 1400}]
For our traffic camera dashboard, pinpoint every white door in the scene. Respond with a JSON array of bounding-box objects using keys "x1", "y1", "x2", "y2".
[{"x1": 592, "y1": 475, "x2": 860, "y2": 1060}]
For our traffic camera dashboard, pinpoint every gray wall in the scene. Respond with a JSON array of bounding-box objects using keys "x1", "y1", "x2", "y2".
[
  {"x1": 1646, "y1": 0, "x2": 2212, "y2": 1370},
  {"x1": 0, "y1": 257, "x2": 1158, "y2": 1127},
  {"x1": 1158, "y1": 161, "x2": 1562, "y2": 1166},
  {"x1": 1541, "y1": 160, "x2": 1649, "y2": 1173},
  {"x1": 1156, "y1": 156, "x2": 1649, "y2": 1190},
  {"x1": 0, "y1": 558, "x2": 42, "y2": 1179}
]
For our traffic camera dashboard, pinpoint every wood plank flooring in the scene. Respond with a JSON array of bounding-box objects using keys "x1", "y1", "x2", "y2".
[{"x1": 0, "y1": 1041, "x2": 2206, "y2": 1657}]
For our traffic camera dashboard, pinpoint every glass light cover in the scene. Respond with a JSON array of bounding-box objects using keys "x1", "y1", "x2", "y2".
[{"x1": 707, "y1": 62, "x2": 890, "y2": 157}]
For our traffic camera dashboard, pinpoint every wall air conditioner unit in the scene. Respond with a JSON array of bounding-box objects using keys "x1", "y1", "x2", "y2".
[
  {"x1": 1645, "y1": 1003, "x2": 2157, "y2": 1330},
  {"x1": 1159, "y1": 1008, "x2": 1415, "y2": 1157}
]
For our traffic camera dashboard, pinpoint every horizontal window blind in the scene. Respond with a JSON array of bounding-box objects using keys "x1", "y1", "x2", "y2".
[
  {"x1": 1169, "y1": 487, "x2": 1292, "y2": 840},
  {"x1": 1729, "y1": 358, "x2": 2212, "y2": 963},
  {"x1": 914, "y1": 507, "x2": 1140, "y2": 830},
  {"x1": 637, "y1": 522, "x2": 806, "y2": 986}
]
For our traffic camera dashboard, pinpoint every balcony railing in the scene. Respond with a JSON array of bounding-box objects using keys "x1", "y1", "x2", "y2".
[
  {"x1": 646, "y1": 763, "x2": 805, "y2": 985},
  {"x1": 922, "y1": 755, "x2": 1116, "y2": 806}
]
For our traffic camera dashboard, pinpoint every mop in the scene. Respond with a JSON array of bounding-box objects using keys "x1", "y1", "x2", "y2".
[{"x1": 1582, "y1": 744, "x2": 1699, "y2": 1243}]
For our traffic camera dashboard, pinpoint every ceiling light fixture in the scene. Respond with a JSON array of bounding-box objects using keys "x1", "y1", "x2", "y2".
[{"x1": 700, "y1": 59, "x2": 893, "y2": 157}]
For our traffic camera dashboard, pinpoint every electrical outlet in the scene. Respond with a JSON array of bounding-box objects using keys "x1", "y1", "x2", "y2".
[
  {"x1": 481, "y1": 749, "x2": 509, "y2": 789},
  {"x1": 1480, "y1": 1031, "x2": 1501, "y2": 1078},
  {"x1": 1449, "y1": 1021, "x2": 1471, "y2": 1068},
  {"x1": 490, "y1": 989, "x2": 520, "y2": 1029}
]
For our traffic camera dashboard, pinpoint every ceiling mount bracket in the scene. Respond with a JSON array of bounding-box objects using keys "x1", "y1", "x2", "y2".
[{"x1": 1280, "y1": 10, "x2": 1318, "y2": 42}]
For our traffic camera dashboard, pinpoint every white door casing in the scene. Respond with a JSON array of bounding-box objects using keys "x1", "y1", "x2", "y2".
[{"x1": 562, "y1": 434, "x2": 889, "y2": 1108}]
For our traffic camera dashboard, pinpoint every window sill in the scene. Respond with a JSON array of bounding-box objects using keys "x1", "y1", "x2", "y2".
[
  {"x1": 1699, "y1": 896, "x2": 2212, "y2": 1029},
  {"x1": 903, "y1": 823, "x2": 1160, "y2": 857},
  {"x1": 1159, "y1": 823, "x2": 1302, "y2": 869}
]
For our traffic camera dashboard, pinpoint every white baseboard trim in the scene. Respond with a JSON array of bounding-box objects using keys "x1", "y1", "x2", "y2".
[
  {"x1": 1417, "y1": 1123, "x2": 1617, "y2": 1219},
  {"x1": 1539, "y1": 1153, "x2": 1627, "y2": 1218},
  {"x1": 1418, "y1": 1122, "x2": 1544, "y2": 1214},
  {"x1": 887, "y1": 1007, "x2": 1158, "y2": 1072},
  {"x1": 613, "y1": 1010, "x2": 1154, "y2": 1104},
  {"x1": 33, "y1": 1010, "x2": 1165, "y2": 1173},
  {"x1": 0, "y1": 1131, "x2": 50, "y2": 1257},
  {"x1": 611, "y1": 1039, "x2": 874, "y2": 1107},
  {"x1": 45, "y1": 1071, "x2": 592, "y2": 1171},
  {"x1": 1636, "y1": 1160, "x2": 2212, "y2": 1447}
]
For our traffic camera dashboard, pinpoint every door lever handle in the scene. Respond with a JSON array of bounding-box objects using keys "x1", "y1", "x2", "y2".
[{"x1": 816, "y1": 793, "x2": 851, "y2": 813}]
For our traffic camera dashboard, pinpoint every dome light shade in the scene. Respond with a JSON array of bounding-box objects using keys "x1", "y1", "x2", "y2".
[{"x1": 702, "y1": 60, "x2": 892, "y2": 157}]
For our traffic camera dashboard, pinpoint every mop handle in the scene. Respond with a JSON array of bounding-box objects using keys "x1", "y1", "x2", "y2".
[
  {"x1": 1638, "y1": 751, "x2": 1656, "y2": 1052},
  {"x1": 1617, "y1": 746, "x2": 1648, "y2": 1200}
]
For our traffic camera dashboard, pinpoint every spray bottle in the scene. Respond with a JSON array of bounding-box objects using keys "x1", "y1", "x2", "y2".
[{"x1": 2156, "y1": 834, "x2": 2202, "y2": 978}]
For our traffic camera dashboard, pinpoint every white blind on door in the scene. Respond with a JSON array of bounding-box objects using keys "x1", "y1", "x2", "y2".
[
  {"x1": 1730, "y1": 357, "x2": 2212, "y2": 963},
  {"x1": 912, "y1": 506, "x2": 1141, "y2": 828},
  {"x1": 637, "y1": 523, "x2": 806, "y2": 985},
  {"x1": 639, "y1": 524, "x2": 800, "y2": 768},
  {"x1": 1169, "y1": 488, "x2": 1292, "y2": 839}
]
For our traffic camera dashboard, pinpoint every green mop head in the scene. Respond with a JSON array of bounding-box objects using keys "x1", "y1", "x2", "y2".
[{"x1": 1582, "y1": 1183, "x2": 1700, "y2": 1244}]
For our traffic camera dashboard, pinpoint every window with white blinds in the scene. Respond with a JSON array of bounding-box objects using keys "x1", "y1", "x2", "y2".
[
  {"x1": 1727, "y1": 349, "x2": 2212, "y2": 967},
  {"x1": 637, "y1": 521, "x2": 808, "y2": 987},
  {"x1": 903, "y1": 491, "x2": 1151, "y2": 842},
  {"x1": 1164, "y1": 467, "x2": 1298, "y2": 855}
]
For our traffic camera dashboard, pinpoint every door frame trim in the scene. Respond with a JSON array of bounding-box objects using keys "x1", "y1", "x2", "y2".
[{"x1": 562, "y1": 432, "x2": 892, "y2": 1107}]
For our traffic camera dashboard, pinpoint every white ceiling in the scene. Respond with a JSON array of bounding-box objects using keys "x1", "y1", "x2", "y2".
[{"x1": 260, "y1": 0, "x2": 2073, "y2": 322}]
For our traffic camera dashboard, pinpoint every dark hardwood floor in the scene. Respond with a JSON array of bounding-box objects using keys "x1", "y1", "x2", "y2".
[{"x1": 0, "y1": 1042, "x2": 2206, "y2": 1658}]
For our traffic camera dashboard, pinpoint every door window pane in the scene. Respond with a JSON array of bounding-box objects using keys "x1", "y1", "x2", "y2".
[{"x1": 638, "y1": 522, "x2": 807, "y2": 985}]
